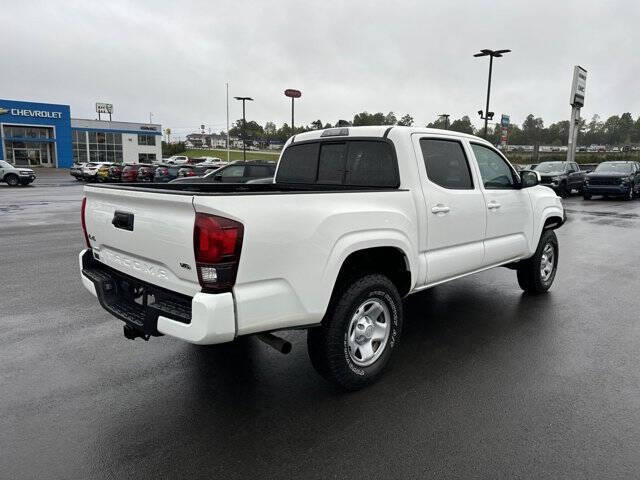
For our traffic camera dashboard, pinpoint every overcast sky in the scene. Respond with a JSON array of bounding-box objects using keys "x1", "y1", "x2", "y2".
[{"x1": 3, "y1": 1, "x2": 639, "y2": 138}]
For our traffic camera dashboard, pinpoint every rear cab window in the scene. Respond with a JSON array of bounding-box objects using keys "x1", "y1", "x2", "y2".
[{"x1": 276, "y1": 139, "x2": 399, "y2": 187}]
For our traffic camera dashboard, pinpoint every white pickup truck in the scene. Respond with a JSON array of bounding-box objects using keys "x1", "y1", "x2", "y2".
[{"x1": 79, "y1": 126, "x2": 564, "y2": 390}]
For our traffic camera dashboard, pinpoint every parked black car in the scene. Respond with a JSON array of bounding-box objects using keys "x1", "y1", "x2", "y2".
[
  {"x1": 136, "y1": 164, "x2": 156, "y2": 182},
  {"x1": 583, "y1": 161, "x2": 640, "y2": 200},
  {"x1": 170, "y1": 161, "x2": 277, "y2": 184},
  {"x1": 153, "y1": 164, "x2": 182, "y2": 182},
  {"x1": 107, "y1": 164, "x2": 123, "y2": 182},
  {"x1": 534, "y1": 161, "x2": 586, "y2": 197}
]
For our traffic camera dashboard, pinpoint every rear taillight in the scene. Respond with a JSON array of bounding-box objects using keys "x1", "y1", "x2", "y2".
[
  {"x1": 193, "y1": 213, "x2": 244, "y2": 292},
  {"x1": 81, "y1": 197, "x2": 90, "y2": 248}
]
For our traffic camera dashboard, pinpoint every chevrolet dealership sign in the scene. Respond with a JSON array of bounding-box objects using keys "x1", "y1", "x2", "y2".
[{"x1": 0, "y1": 106, "x2": 63, "y2": 119}]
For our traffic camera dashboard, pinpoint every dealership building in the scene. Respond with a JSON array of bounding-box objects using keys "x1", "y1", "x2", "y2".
[{"x1": 0, "y1": 99, "x2": 162, "y2": 168}]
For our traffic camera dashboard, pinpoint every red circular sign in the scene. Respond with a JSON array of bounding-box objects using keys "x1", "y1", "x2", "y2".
[{"x1": 284, "y1": 89, "x2": 302, "y2": 98}]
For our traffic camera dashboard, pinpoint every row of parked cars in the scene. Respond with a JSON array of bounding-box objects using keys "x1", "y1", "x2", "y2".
[
  {"x1": 70, "y1": 158, "x2": 277, "y2": 184},
  {"x1": 517, "y1": 160, "x2": 640, "y2": 200}
]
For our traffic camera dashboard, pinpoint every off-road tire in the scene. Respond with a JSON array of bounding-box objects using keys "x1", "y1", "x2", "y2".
[
  {"x1": 307, "y1": 274, "x2": 403, "y2": 391},
  {"x1": 517, "y1": 229, "x2": 559, "y2": 294}
]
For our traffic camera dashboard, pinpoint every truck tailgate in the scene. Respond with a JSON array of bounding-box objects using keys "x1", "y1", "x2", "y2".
[{"x1": 83, "y1": 186, "x2": 199, "y2": 296}]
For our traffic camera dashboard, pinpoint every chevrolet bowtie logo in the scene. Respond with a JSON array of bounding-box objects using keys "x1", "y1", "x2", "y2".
[{"x1": 0, "y1": 107, "x2": 8, "y2": 115}]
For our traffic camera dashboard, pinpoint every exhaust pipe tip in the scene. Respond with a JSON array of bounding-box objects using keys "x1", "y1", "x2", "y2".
[{"x1": 255, "y1": 332, "x2": 292, "y2": 354}]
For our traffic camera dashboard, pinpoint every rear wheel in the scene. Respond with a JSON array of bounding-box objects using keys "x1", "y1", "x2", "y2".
[
  {"x1": 307, "y1": 274, "x2": 403, "y2": 390},
  {"x1": 517, "y1": 229, "x2": 559, "y2": 294}
]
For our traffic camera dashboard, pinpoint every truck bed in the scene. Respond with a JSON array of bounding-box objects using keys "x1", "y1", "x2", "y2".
[{"x1": 89, "y1": 182, "x2": 402, "y2": 196}]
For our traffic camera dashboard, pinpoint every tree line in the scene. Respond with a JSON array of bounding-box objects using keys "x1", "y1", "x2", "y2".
[{"x1": 216, "y1": 111, "x2": 640, "y2": 147}]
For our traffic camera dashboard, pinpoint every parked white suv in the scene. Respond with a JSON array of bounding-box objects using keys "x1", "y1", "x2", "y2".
[
  {"x1": 0, "y1": 160, "x2": 36, "y2": 186},
  {"x1": 79, "y1": 126, "x2": 564, "y2": 390}
]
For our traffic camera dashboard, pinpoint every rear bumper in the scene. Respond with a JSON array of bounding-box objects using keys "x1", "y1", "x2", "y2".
[{"x1": 79, "y1": 249, "x2": 236, "y2": 344}]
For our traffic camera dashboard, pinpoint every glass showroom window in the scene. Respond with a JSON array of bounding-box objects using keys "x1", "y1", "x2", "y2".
[
  {"x1": 72, "y1": 130, "x2": 88, "y2": 163},
  {"x1": 88, "y1": 131, "x2": 123, "y2": 163},
  {"x1": 138, "y1": 134, "x2": 156, "y2": 146},
  {"x1": 138, "y1": 153, "x2": 156, "y2": 163}
]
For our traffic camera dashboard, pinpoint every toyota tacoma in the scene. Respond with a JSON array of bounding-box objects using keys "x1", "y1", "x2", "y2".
[{"x1": 79, "y1": 126, "x2": 564, "y2": 390}]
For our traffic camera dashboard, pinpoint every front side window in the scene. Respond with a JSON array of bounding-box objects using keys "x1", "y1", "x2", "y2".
[
  {"x1": 420, "y1": 139, "x2": 473, "y2": 189},
  {"x1": 471, "y1": 144, "x2": 517, "y2": 189}
]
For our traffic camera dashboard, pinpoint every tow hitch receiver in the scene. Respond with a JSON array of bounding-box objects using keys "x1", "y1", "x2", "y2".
[{"x1": 124, "y1": 325, "x2": 150, "y2": 341}]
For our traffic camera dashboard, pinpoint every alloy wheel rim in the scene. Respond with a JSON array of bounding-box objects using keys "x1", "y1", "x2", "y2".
[
  {"x1": 540, "y1": 243, "x2": 555, "y2": 282},
  {"x1": 347, "y1": 299, "x2": 391, "y2": 367}
]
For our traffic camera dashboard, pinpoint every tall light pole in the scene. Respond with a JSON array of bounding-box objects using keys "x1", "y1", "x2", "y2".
[
  {"x1": 474, "y1": 48, "x2": 510, "y2": 139},
  {"x1": 438, "y1": 114, "x2": 450, "y2": 130},
  {"x1": 234, "y1": 96, "x2": 253, "y2": 161},
  {"x1": 226, "y1": 82, "x2": 230, "y2": 163},
  {"x1": 284, "y1": 89, "x2": 302, "y2": 133}
]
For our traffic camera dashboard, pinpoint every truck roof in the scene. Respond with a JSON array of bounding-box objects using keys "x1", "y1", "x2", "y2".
[{"x1": 290, "y1": 125, "x2": 492, "y2": 146}]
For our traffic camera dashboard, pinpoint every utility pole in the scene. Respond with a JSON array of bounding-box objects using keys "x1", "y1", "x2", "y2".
[
  {"x1": 234, "y1": 96, "x2": 253, "y2": 161},
  {"x1": 438, "y1": 114, "x2": 450, "y2": 130},
  {"x1": 474, "y1": 49, "x2": 511, "y2": 139}
]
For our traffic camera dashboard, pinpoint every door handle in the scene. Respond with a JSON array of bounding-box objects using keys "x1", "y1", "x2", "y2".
[
  {"x1": 487, "y1": 201, "x2": 501, "y2": 210},
  {"x1": 431, "y1": 204, "x2": 450, "y2": 214}
]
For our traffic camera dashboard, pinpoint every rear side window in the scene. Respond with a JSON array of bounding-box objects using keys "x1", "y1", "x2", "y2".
[
  {"x1": 420, "y1": 139, "x2": 473, "y2": 189},
  {"x1": 276, "y1": 140, "x2": 398, "y2": 187}
]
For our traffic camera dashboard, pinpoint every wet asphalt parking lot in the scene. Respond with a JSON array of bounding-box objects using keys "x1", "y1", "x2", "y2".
[{"x1": 2, "y1": 170, "x2": 640, "y2": 479}]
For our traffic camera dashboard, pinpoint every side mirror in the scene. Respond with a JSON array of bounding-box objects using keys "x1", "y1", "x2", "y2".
[{"x1": 520, "y1": 170, "x2": 540, "y2": 188}]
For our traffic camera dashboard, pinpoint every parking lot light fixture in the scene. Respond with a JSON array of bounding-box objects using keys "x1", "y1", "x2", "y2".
[
  {"x1": 474, "y1": 49, "x2": 510, "y2": 139},
  {"x1": 234, "y1": 96, "x2": 254, "y2": 161}
]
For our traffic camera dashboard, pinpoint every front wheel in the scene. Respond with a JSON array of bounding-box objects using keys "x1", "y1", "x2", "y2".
[
  {"x1": 625, "y1": 187, "x2": 634, "y2": 201},
  {"x1": 517, "y1": 229, "x2": 559, "y2": 294},
  {"x1": 5, "y1": 174, "x2": 19, "y2": 187},
  {"x1": 307, "y1": 274, "x2": 403, "y2": 390},
  {"x1": 583, "y1": 192, "x2": 591, "y2": 200}
]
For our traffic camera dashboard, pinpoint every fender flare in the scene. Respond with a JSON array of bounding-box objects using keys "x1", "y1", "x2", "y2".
[
  {"x1": 318, "y1": 229, "x2": 417, "y2": 310},
  {"x1": 532, "y1": 206, "x2": 564, "y2": 249}
]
